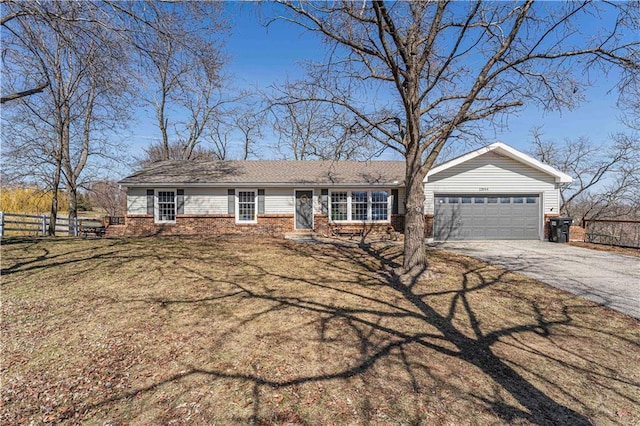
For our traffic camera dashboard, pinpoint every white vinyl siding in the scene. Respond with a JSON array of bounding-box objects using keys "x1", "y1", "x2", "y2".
[
  {"x1": 183, "y1": 187, "x2": 228, "y2": 215},
  {"x1": 264, "y1": 188, "x2": 294, "y2": 214},
  {"x1": 126, "y1": 186, "x2": 406, "y2": 217},
  {"x1": 424, "y1": 151, "x2": 559, "y2": 215},
  {"x1": 127, "y1": 188, "x2": 148, "y2": 215}
]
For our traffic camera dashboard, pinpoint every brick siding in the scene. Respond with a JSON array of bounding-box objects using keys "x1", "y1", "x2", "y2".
[
  {"x1": 544, "y1": 213, "x2": 559, "y2": 240},
  {"x1": 118, "y1": 214, "x2": 408, "y2": 238}
]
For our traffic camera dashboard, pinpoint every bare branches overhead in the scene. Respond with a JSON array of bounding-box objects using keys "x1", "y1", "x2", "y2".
[{"x1": 274, "y1": 0, "x2": 639, "y2": 273}]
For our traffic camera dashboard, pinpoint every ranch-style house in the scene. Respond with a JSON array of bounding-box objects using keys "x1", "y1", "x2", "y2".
[{"x1": 116, "y1": 142, "x2": 572, "y2": 240}]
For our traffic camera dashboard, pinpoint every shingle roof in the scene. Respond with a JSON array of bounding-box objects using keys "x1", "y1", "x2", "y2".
[{"x1": 119, "y1": 160, "x2": 406, "y2": 187}]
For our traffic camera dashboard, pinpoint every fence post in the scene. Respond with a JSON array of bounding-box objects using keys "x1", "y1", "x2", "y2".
[
  {"x1": 42, "y1": 215, "x2": 47, "y2": 237},
  {"x1": 73, "y1": 217, "x2": 79, "y2": 237},
  {"x1": 0, "y1": 211, "x2": 4, "y2": 237}
]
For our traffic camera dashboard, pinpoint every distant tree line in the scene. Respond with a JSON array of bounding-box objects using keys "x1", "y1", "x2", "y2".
[{"x1": 2, "y1": 0, "x2": 639, "y2": 257}]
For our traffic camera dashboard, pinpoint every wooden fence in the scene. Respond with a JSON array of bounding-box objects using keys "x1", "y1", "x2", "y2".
[
  {"x1": 583, "y1": 219, "x2": 640, "y2": 249},
  {"x1": 0, "y1": 212, "x2": 103, "y2": 237}
]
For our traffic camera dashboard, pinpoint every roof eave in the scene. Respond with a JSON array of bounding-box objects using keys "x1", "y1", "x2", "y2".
[{"x1": 119, "y1": 181, "x2": 405, "y2": 188}]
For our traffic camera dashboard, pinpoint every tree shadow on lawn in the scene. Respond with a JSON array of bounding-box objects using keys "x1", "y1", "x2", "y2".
[
  {"x1": 97, "y1": 240, "x2": 637, "y2": 423},
  {"x1": 6, "y1": 237, "x2": 637, "y2": 424}
]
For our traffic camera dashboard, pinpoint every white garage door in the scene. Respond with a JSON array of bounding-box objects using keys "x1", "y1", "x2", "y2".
[{"x1": 434, "y1": 194, "x2": 540, "y2": 240}]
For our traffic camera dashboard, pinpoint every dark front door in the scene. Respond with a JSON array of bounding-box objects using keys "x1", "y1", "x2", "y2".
[{"x1": 295, "y1": 190, "x2": 314, "y2": 230}]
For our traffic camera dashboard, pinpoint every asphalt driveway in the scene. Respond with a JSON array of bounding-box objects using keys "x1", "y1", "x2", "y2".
[{"x1": 435, "y1": 240, "x2": 640, "y2": 319}]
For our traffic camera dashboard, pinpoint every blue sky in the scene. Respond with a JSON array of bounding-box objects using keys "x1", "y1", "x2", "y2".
[{"x1": 130, "y1": 2, "x2": 628, "y2": 163}]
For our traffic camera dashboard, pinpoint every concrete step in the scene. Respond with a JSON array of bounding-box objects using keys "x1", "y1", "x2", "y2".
[{"x1": 284, "y1": 232, "x2": 316, "y2": 241}]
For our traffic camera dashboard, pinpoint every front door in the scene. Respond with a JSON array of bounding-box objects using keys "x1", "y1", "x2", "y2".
[{"x1": 295, "y1": 190, "x2": 314, "y2": 230}]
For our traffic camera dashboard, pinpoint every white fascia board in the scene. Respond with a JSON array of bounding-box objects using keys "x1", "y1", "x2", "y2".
[
  {"x1": 121, "y1": 182, "x2": 404, "y2": 188},
  {"x1": 425, "y1": 142, "x2": 573, "y2": 183}
]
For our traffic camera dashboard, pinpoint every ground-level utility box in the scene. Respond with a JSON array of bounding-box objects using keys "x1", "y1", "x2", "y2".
[{"x1": 549, "y1": 217, "x2": 573, "y2": 243}]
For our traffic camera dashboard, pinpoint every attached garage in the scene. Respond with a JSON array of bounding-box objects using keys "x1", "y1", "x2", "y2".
[
  {"x1": 433, "y1": 194, "x2": 540, "y2": 240},
  {"x1": 424, "y1": 143, "x2": 572, "y2": 241}
]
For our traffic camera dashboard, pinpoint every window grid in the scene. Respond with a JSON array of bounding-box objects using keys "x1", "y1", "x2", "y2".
[
  {"x1": 351, "y1": 191, "x2": 368, "y2": 221},
  {"x1": 331, "y1": 190, "x2": 389, "y2": 222},
  {"x1": 157, "y1": 191, "x2": 176, "y2": 222},
  {"x1": 331, "y1": 192, "x2": 348, "y2": 221},
  {"x1": 237, "y1": 191, "x2": 256, "y2": 222},
  {"x1": 371, "y1": 191, "x2": 389, "y2": 221}
]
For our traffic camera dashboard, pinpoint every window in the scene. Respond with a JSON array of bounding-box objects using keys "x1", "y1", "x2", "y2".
[
  {"x1": 330, "y1": 190, "x2": 390, "y2": 222},
  {"x1": 236, "y1": 190, "x2": 257, "y2": 223},
  {"x1": 351, "y1": 191, "x2": 368, "y2": 221},
  {"x1": 513, "y1": 196, "x2": 524, "y2": 204},
  {"x1": 500, "y1": 197, "x2": 511, "y2": 204},
  {"x1": 487, "y1": 197, "x2": 498, "y2": 204},
  {"x1": 474, "y1": 197, "x2": 485, "y2": 204},
  {"x1": 449, "y1": 197, "x2": 459, "y2": 204},
  {"x1": 371, "y1": 191, "x2": 389, "y2": 221},
  {"x1": 157, "y1": 190, "x2": 176, "y2": 222},
  {"x1": 461, "y1": 196, "x2": 472, "y2": 204},
  {"x1": 331, "y1": 191, "x2": 348, "y2": 221},
  {"x1": 526, "y1": 197, "x2": 537, "y2": 204}
]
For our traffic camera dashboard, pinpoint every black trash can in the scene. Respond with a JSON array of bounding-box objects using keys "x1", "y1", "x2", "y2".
[{"x1": 549, "y1": 217, "x2": 572, "y2": 243}]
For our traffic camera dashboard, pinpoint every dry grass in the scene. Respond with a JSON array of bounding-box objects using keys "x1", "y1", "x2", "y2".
[
  {"x1": 569, "y1": 241, "x2": 640, "y2": 258},
  {"x1": 1, "y1": 237, "x2": 639, "y2": 425}
]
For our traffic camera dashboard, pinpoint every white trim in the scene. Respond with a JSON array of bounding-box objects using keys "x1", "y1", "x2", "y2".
[
  {"x1": 121, "y1": 182, "x2": 401, "y2": 189},
  {"x1": 235, "y1": 189, "x2": 258, "y2": 224},
  {"x1": 294, "y1": 189, "x2": 315, "y2": 231},
  {"x1": 155, "y1": 188, "x2": 177, "y2": 223},
  {"x1": 425, "y1": 142, "x2": 573, "y2": 183},
  {"x1": 538, "y1": 191, "x2": 544, "y2": 241},
  {"x1": 328, "y1": 189, "x2": 392, "y2": 224}
]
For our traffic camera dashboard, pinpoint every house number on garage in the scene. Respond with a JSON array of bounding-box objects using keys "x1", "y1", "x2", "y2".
[{"x1": 479, "y1": 187, "x2": 489, "y2": 191}]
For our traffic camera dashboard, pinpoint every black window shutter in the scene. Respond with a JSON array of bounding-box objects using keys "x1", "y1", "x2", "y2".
[
  {"x1": 176, "y1": 189, "x2": 184, "y2": 215},
  {"x1": 228, "y1": 189, "x2": 235, "y2": 215},
  {"x1": 258, "y1": 189, "x2": 265, "y2": 215},
  {"x1": 321, "y1": 188, "x2": 329, "y2": 214},
  {"x1": 392, "y1": 189, "x2": 399, "y2": 215},
  {"x1": 146, "y1": 189, "x2": 154, "y2": 215}
]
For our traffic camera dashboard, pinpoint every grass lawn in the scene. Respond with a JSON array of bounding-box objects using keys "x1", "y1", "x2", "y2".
[{"x1": 2, "y1": 237, "x2": 639, "y2": 425}]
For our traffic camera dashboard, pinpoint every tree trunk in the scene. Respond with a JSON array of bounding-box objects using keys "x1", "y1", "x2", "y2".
[
  {"x1": 68, "y1": 185, "x2": 78, "y2": 219},
  {"x1": 48, "y1": 160, "x2": 62, "y2": 236},
  {"x1": 402, "y1": 156, "x2": 427, "y2": 276}
]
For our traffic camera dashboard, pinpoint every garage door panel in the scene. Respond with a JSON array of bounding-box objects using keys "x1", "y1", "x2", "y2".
[{"x1": 434, "y1": 194, "x2": 540, "y2": 241}]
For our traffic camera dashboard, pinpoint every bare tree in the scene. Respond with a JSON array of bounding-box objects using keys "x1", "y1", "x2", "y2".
[
  {"x1": 203, "y1": 98, "x2": 266, "y2": 160},
  {"x1": 131, "y1": 2, "x2": 230, "y2": 161},
  {"x1": 274, "y1": 1, "x2": 639, "y2": 275},
  {"x1": 88, "y1": 180, "x2": 126, "y2": 217},
  {"x1": 235, "y1": 106, "x2": 265, "y2": 160},
  {"x1": 0, "y1": 1, "x2": 50, "y2": 103},
  {"x1": 136, "y1": 140, "x2": 221, "y2": 168},
  {"x1": 1, "y1": 1, "x2": 130, "y2": 233},
  {"x1": 530, "y1": 128, "x2": 640, "y2": 223},
  {"x1": 267, "y1": 80, "x2": 376, "y2": 160}
]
